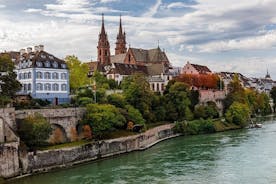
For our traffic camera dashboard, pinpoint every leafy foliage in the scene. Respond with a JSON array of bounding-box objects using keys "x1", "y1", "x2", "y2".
[
  {"x1": 84, "y1": 104, "x2": 126, "y2": 138},
  {"x1": 270, "y1": 87, "x2": 276, "y2": 112},
  {"x1": 194, "y1": 101, "x2": 219, "y2": 119},
  {"x1": 65, "y1": 55, "x2": 90, "y2": 93},
  {"x1": 225, "y1": 102, "x2": 250, "y2": 127},
  {"x1": 17, "y1": 113, "x2": 52, "y2": 149},
  {"x1": 173, "y1": 119, "x2": 216, "y2": 135},
  {"x1": 0, "y1": 54, "x2": 21, "y2": 106}
]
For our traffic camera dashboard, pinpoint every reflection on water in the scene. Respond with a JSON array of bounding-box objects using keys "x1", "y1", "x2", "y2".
[{"x1": 10, "y1": 118, "x2": 276, "y2": 184}]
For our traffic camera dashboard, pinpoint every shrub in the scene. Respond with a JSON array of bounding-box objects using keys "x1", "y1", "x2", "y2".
[{"x1": 225, "y1": 102, "x2": 250, "y2": 127}]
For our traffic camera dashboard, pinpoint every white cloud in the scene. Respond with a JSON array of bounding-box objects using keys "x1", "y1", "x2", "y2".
[
  {"x1": 0, "y1": 5, "x2": 6, "y2": 8},
  {"x1": 24, "y1": 9, "x2": 43, "y2": 13},
  {"x1": 198, "y1": 30, "x2": 276, "y2": 53},
  {"x1": 143, "y1": 0, "x2": 162, "y2": 17},
  {"x1": 167, "y1": 2, "x2": 189, "y2": 9},
  {"x1": 99, "y1": 0, "x2": 120, "y2": 3}
]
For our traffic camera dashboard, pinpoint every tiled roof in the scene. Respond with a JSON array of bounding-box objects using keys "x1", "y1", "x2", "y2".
[
  {"x1": 191, "y1": 63, "x2": 211, "y2": 73},
  {"x1": 110, "y1": 53, "x2": 126, "y2": 63},
  {"x1": 2, "y1": 50, "x2": 67, "y2": 69},
  {"x1": 146, "y1": 63, "x2": 165, "y2": 76},
  {"x1": 107, "y1": 63, "x2": 148, "y2": 75},
  {"x1": 130, "y1": 47, "x2": 169, "y2": 63}
]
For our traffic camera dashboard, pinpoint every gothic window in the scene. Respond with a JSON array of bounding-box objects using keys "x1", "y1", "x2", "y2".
[
  {"x1": 61, "y1": 73, "x2": 66, "y2": 79},
  {"x1": 36, "y1": 72, "x2": 42, "y2": 79},
  {"x1": 44, "y1": 72, "x2": 51, "y2": 79},
  {"x1": 28, "y1": 83, "x2": 31, "y2": 91},
  {"x1": 61, "y1": 84, "x2": 67, "y2": 91},
  {"x1": 44, "y1": 83, "x2": 51, "y2": 91},
  {"x1": 99, "y1": 50, "x2": 101, "y2": 56},
  {"x1": 52, "y1": 72, "x2": 59, "y2": 79},
  {"x1": 53, "y1": 83, "x2": 59, "y2": 91},
  {"x1": 128, "y1": 54, "x2": 131, "y2": 63},
  {"x1": 36, "y1": 83, "x2": 43, "y2": 91}
]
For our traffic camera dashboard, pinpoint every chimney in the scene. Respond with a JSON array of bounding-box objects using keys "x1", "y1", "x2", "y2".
[
  {"x1": 39, "y1": 45, "x2": 44, "y2": 51},
  {"x1": 34, "y1": 45, "x2": 39, "y2": 52},
  {"x1": 27, "y1": 47, "x2": 32, "y2": 53},
  {"x1": 20, "y1": 49, "x2": 26, "y2": 55}
]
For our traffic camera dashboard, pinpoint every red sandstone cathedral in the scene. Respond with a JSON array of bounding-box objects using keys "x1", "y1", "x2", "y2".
[{"x1": 88, "y1": 14, "x2": 172, "y2": 76}]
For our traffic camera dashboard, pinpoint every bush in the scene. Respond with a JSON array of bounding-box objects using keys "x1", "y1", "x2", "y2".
[
  {"x1": 173, "y1": 119, "x2": 216, "y2": 135},
  {"x1": 225, "y1": 102, "x2": 250, "y2": 127},
  {"x1": 17, "y1": 113, "x2": 52, "y2": 149}
]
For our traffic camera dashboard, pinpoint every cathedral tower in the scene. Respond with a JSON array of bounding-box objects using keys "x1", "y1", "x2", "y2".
[
  {"x1": 97, "y1": 14, "x2": 110, "y2": 64},
  {"x1": 115, "y1": 15, "x2": 127, "y2": 55}
]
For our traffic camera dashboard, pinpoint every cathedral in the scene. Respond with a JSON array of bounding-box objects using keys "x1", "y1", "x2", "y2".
[{"x1": 88, "y1": 14, "x2": 173, "y2": 93}]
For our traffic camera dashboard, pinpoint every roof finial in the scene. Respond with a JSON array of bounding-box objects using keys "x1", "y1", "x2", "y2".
[{"x1": 157, "y1": 40, "x2": 160, "y2": 48}]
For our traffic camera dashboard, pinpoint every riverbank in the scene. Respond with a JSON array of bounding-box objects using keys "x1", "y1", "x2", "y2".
[
  {"x1": 8, "y1": 124, "x2": 178, "y2": 181},
  {"x1": 5, "y1": 118, "x2": 248, "y2": 182}
]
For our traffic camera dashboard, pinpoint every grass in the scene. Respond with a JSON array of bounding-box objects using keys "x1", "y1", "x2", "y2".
[{"x1": 39, "y1": 139, "x2": 92, "y2": 151}]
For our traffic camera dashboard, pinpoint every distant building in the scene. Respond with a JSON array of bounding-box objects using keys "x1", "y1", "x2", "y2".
[
  {"x1": 1, "y1": 45, "x2": 70, "y2": 104},
  {"x1": 87, "y1": 14, "x2": 173, "y2": 93},
  {"x1": 181, "y1": 61, "x2": 212, "y2": 75}
]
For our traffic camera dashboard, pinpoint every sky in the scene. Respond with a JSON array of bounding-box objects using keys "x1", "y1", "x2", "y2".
[{"x1": 0, "y1": 0, "x2": 276, "y2": 79}]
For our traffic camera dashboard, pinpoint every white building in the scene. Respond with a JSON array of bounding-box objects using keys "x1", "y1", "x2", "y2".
[{"x1": 4, "y1": 45, "x2": 70, "y2": 104}]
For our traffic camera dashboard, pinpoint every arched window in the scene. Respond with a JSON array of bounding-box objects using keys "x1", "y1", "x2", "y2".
[
  {"x1": 52, "y1": 72, "x2": 59, "y2": 79},
  {"x1": 24, "y1": 73, "x2": 28, "y2": 79},
  {"x1": 36, "y1": 62, "x2": 42, "y2": 67},
  {"x1": 53, "y1": 62, "x2": 58, "y2": 68},
  {"x1": 44, "y1": 72, "x2": 51, "y2": 79},
  {"x1": 45, "y1": 61, "x2": 50, "y2": 67},
  {"x1": 28, "y1": 83, "x2": 31, "y2": 91},
  {"x1": 53, "y1": 83, "x2": 59, "y2": 91},
  {"x1": 61, "y1": 84, "x2": 67, "y2": 91},
  {"x1": 44, "y1": 83, "x2": 51, "y2": 91},
  {"x1": 28, "y1": 72, "x2": 31, "y2": 79},
  {"x1": 61, "y1": 73, "x2": 66, "y2": 79},
  {"x1": 36, "y1": 72, "x2": 42, "y2": 79},
  {"x1": 36, "y1": 83, "x2": 43, "y2": 91}
]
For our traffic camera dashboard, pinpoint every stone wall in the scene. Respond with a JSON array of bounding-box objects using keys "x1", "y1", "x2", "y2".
[
  {"x1": 0, "y1": 142, "x2": 20, "y2": 178},
  {"x1": 20, "y1": 124, "x2": 177, "y2": 174}
]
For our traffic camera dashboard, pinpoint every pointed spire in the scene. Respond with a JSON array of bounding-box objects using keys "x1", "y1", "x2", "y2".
[
  {"x1": 100, "y1": 13, "x2": 105, "y2": 35},
  {"x1": 119, "y1": 14, "x2": 123, "y2": 36}
]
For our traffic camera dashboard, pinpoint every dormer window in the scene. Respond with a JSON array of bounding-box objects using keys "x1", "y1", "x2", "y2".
[
  {"x1": 45, "y1": 61, "x2": 50, "y2": 67},
  {"x1": 41, "y1": 54, "x2": 46, "y2": 59},
  {"x1": 36, "y1": 62, "x2": 42, "y2": 67},
  {"x1": 61, "y1": 64, "x2": 66, "y2": 69},
  {"x1": 49, "y1": 55, "x2": 54, "y2": 59},
  {"x1": 53, "y1": 62, "x2": 58, "y2": 68}
]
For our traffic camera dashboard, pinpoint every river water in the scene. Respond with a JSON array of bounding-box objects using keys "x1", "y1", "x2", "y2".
[{"x1": 10, "y1": 118, "x2": 276, "y2": 184}]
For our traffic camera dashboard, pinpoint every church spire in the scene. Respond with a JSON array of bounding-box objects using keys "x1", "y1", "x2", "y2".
[
  {"x1": 97, "y1": 13, "x2": 110, "y2": 64},
  {"x1": 115, "y1": 15, "x2": 127, "y2": 55}
]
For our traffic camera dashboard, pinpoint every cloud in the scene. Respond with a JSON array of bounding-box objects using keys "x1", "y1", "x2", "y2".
[
  {"x1": 143, "y1": 0, "x2": 162, "y2": 17},
  {"x1": 0, "y1": 5, "x2": 6, "y2": 8},
  {"x1": 198, "y1": 30, "x2": 276, "y2": 52},
  {"x1": 99, "y1": 0, "x2": 120, "y2": 3},
  {"x1": 167, "y1": 2, "x2": 189, "y2": 9},
  {"x1": 24, "y1": 9, "x2": 43, "y2": 13}
]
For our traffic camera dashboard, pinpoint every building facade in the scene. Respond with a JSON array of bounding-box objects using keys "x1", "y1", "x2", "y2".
[{"x1": 4, "y1": 45, "x2": 70, "y2": 104}]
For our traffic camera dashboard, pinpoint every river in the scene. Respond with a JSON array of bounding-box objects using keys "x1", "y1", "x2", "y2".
[{"x1": 9, "y1": 117, "x2": 276, "y2": 184}]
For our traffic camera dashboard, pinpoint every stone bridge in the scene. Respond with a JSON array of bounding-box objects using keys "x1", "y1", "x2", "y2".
[{"x1": 15, "y1": 108, "x2": 86, "y2": 141}]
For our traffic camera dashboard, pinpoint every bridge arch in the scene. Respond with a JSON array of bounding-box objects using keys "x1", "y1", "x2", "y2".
[{"x1": 49, "y1": 123, "x2": 68, "y2": 144}]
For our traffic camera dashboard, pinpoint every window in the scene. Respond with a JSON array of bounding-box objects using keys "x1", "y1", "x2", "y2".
[
  {"x1": 53, "y1": 83, "x2": 59, "y2": 91},
  {"x1": 36, "y1": 62, "x2": 42, "y2": 67},
  {"x1": 45, "y1": 61, "x2": 50, "y2": 67},
  {"x1": 23, "y1": 84, "x2": 27, "y2": 92},
  {"x1": 61, "y1": 64, "x2": 66, "y2": 69},
  {"x1": 61, "y1": 84, "x2": 67, "y2": 91},
  {"x1": 157, "y1": 83, "x2": 160, "y2": 91},
  {"x1": 28, "y1": 72, "x2": 31, "y2": 79},
  {"x1": 36, "y1": 72, "x2": 42, "y2": 79},
  {"x1": 44, "y1": 83, "x2": 51, "y2": 91},
  {"x1": 128, "y1": 54, "x2": 131, "y2": 63},
  {"x1": 36, "y1": 83, "x2": 43, "y2": 91},
  {"x1": 52, "y1": 72, "x2": 59, "y2": 79},
  {"x1": 19, "y1": 73, "x2": 23, "y2": 80},
  {"x1": 44, "y1": 72, "x2": 51, "y2": 79},
  {"x1": 28, "y1": 84, "x2": 31, "y2": 91},
  {"x1": 61, "y1": 73, "x2": 66, "y2": 79},
  {"x1": 24, "y1": 73, "x2": 28, "y2": 79},
  {"x1": 53, "y1": 62, "x2": 58, "y2": 68}
]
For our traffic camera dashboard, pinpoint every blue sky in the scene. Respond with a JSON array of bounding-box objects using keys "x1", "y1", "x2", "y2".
[{"x1": 1, "y1": 0, "x2": 276, "y2": 79}]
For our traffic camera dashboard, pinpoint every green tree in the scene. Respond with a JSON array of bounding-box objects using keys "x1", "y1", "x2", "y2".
[
  {"x1": 164, "y1": 82, "x2": 192, "y2": 121},
  {"x1": 225, "y1": 102, "x2": 250, "y2": 127},
  {"x1": 124, "y1": 105, "x2": 145, "y2": 126},
  {"x1": 270, "y1": 87, "x2": 276, "y2": 112},
  {"x1": 107, "y1": 93, "x2": 126, "y2": 108},
  {"x1": 84, "y1": 104, "x2": 126, "y2": 138},
  {"x1": 17, "y1": 113, "x2": 52, "y2": 149},
  {"x1": 121, "y1": 73, "x2": 154, "y2": 122},
  {"x1": 0, "y1": 54, "x2": 21, "y2": 106},
  {"x1": 65, "y1": 55, "x2": 90, "y2": 93}
]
